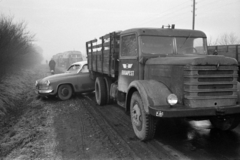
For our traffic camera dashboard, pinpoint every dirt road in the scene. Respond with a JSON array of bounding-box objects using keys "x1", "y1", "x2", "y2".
[
  {"x1": 52, "y1": 93, "x2": 190, "y2": 160},
  {"x1": 1, "y1": 64, "x2": 240, "y2": 160}
]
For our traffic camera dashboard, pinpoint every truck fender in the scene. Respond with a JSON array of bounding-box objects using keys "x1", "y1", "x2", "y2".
[{"x1": 126, "y1": 80, "x2": 171, "y2": 113}]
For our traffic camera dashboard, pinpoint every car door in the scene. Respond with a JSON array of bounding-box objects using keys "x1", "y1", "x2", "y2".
[{"x1": 77, "y1": 64, "x2": 95, "y2": 92}]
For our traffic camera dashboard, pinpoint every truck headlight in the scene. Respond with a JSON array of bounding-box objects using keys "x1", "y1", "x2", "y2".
[{"x1": 167, "y1": 94, "x2": 178, "y2": 105}]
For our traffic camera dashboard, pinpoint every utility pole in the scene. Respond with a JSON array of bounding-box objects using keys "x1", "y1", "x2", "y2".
[{"x1": 192, "y1": 0, "x2": 196, "y2": 30}]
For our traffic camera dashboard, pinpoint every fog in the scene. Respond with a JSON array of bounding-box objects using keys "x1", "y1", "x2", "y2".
[{"x1": 1, "y1": 0, "x2": 240, "y2": 60}]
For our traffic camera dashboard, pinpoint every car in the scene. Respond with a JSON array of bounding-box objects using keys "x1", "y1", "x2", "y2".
[{"x1": 35, "y1": 61, "x2": 95, "y2": 100}]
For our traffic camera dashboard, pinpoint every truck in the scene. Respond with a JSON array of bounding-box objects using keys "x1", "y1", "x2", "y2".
[{"x1": 86, "y1": 25, "x2": 240, "y2": 141}]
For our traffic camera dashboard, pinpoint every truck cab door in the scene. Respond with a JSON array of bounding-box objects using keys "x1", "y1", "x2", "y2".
[{"x1": 118, "y1": 33, "x2": 139, "y2": 93}]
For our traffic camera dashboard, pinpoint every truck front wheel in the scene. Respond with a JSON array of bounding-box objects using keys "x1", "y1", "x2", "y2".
[
  {"x1": 95, "y1": 77, "x2": 107, "y2": 105},
  {"x1": 130, "y1": 91, "x2": 157, "y2": 141},
  {"x1": 210, "y1": 115, "x2": 240, "y2": 131}
]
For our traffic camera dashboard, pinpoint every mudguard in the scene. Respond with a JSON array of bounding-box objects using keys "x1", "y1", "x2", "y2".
[{"x1": 126, "y1": 80, "x2": 172, "y2": 113}]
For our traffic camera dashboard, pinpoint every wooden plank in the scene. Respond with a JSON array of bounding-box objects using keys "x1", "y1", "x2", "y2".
[
  {"x1": 208, "y1": 45, "x2": 240, "y2": 62},
  {"x1": 102, "y1": 33, "x2": 110, "y2": 39},
  {"x1": 88, "y1": 56, "x2": 92, "y2": 70},
  {"x1": 87, "y1": 39, "x2": 97, "y2": 43},
  {"x1": 91, "y1": 44, "x2": 102, "y2": 49},
  {"x1": 87, "y1": 31, "x2": 121, "y2": 77},
  {"x1": 207, "y1": 46, "x2": 216, "y2": 55},
  {"x1": 103, "y1": 41, "x2": 110, "y2": 47},
  {"x1": 237, "y1": 45, "x2": 240, "y2": 62},
  {"x1": 97, "y1": 54, "x2": 102, "y2": 72},
  {"x1": 92, "y1": 54, "x2": 96, "y2": 71},
  {"x1": 103, "y1": 52, "x2": 110, "y2": 74}
]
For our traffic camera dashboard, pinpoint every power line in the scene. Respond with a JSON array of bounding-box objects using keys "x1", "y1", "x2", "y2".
[
  {"x1": 197, "y1": 0, "x2": 238, "y2": 13},
  {"x1": 122, "y1": 0, "x2": 239, "y2": 30},
  {"x1": 136, "y1": 2, "x2": 191, "y2": 26}
]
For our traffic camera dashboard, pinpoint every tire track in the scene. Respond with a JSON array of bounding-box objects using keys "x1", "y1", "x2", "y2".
[
  {"x1": 54, "y1": 99, "x2": 91, "y2": 160},
  {"x1": 78, "y1": 96, "x2": 139, "y2": 160},
  {"x1": 76, "y1": 98, "x2": 121, "y2": 159},
  {"x1": 83, "y1": 96, "x2": 182, "y2": 160},
  {"x1": 84, "y1": 95, "x2": 191, "y2": 160},
  {"x1": 72, "y1": 99, "x2": 88, "y2": 159}
]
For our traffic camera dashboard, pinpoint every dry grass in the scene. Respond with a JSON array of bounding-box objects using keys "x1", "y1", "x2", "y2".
[{"x1": 0, "y1": 65, "x2": 58, "y2": 159}]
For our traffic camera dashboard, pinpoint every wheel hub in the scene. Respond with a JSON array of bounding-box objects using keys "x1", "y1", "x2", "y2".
[
  {"x1": 61, "y1": 88, "x2": 69, "y2": 96},
  {"x1": 132, "y1": 103, "x2": 141, "y2": 127}
]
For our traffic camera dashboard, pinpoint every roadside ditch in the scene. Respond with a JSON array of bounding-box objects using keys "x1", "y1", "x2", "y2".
[{"x1": 0, "y1": 65, "x2": 57, "y2": 160}]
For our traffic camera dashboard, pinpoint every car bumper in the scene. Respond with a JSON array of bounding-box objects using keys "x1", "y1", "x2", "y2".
[
  {"x1": 35, "y1": 89, "x2": 55, "y2": 95},
  {"x1": 149, "y1": 104, "x2": 240, "y2": 118}
]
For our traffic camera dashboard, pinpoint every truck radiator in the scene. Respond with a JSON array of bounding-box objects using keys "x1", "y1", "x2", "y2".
[{"x1": 184, "y1": 65, "x2": 238, "y2": 108}]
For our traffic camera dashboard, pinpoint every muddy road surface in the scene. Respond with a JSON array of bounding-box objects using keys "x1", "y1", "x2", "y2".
[
  {"x1": 55, "y1": 93, "x2": 240, "y2": 160},
  {"x1": 1, "y1": 64, "x2": 240, "y2": 160}
]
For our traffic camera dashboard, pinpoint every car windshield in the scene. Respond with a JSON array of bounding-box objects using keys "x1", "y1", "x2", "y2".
[
  {"x1": 67, "y1": 64, "x2": 81, "y2": 73},
  {"x1": 140, "y1": 36, "x2": 207, "y2": 55}
]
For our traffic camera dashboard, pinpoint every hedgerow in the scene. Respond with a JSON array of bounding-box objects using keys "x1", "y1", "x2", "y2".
[{"x1": 0, "y1": 15, "x2": 43, "y2": 78}]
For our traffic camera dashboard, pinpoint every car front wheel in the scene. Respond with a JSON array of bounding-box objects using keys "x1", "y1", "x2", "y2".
[{"x1": 57, "y1": 84, "x2": 73, "y2": 100}]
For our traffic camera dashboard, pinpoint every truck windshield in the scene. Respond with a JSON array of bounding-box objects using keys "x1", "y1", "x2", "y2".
[
  {"x1": 140, "y1": 36, "x2": 207, "y2": 55},
  {"x1": 176, "y1": 37, "x2": 207, "y2": 54}
]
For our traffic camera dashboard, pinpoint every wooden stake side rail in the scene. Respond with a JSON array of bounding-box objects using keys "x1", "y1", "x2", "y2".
[
  {"x1": 208, "y1": 45, "x2": 240, "y2": 63},
  {"x1": 86, "y1": 32, "x2": 120, "y2": 78}
]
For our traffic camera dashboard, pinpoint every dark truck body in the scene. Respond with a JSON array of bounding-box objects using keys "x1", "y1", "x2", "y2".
[
  {"x1": 208, "y1": 45, "x2": 240, "y2": 60},
  {"x1": 86, "y1": 27, "x2": 240, "y2": 141}
]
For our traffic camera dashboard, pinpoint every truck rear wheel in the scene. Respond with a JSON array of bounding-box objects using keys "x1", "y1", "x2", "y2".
[
  {"x1": 95, "y1": 77, "x2": 107, "y2": 105},
  {"x1": 210, "y1": 115, "x2": 240, "y2": 131},
  {"x1": 130, "y1": 91, "x2": 157, "y2": 141},
  {"x1": 104, "y1": 77, "x2": 112, "y2": 104}
]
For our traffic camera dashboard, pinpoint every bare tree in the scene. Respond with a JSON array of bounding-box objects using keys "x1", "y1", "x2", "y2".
[
  {"x1": 0, "y1": 14, "x2": 43, "y2": 75},
  {"x1": 218, "y1": 33, "x2": 240, "y2": 45},
  {"x1": 208, "y1": 36, "x2": 218, "y2": 46}
]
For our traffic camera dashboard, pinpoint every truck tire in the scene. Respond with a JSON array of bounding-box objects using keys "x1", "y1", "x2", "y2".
[
  {"x1": 210, "y1": 115, "x2": 240, "y2": 131},
  {"x1": 57, "y1": 84, "x2": 73, "y2": 101},
  {"x1": 130, "y1": 91, "x2": 157, "y2": 141},
  {"x1": 95, "y1": 77, "x2": 107, "y2": 105},
  {"x1": 104, "y1": 77, "x2": 112, "y2": 104}
]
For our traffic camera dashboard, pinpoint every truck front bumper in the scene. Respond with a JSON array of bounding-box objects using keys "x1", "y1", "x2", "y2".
[{"x1": 149, "y1": 104, "x2": 240, "y2": 118}]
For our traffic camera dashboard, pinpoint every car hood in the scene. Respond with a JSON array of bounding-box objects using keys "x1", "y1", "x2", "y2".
[{"x1": 38, "y1": 72, "x2": 77, "y2": 83}]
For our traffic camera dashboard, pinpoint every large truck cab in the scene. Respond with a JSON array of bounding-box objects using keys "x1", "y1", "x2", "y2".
[
  {"x1": 118, "y1": 28, "x2": 208, "y2": 93},
  {"x1": 86, "y1": 27, "x2": 240, "y2": 141}
]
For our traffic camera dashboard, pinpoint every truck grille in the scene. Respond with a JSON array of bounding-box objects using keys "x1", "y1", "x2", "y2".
[{"x1": 184, "y1": 65, "x2": 238, "y2": 108}]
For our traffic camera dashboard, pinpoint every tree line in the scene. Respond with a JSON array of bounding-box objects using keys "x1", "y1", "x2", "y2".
[
  {"x1": 0, "y1": 15, "x2": 43, "y2": 78},
  {"x1": 208, "y1": 33, "x2": 240, "y2": 46}
]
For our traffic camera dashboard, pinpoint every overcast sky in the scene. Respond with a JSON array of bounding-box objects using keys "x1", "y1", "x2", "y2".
[{"x1": 1, "y1": 0, "x2": 240, "y2": 60}]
